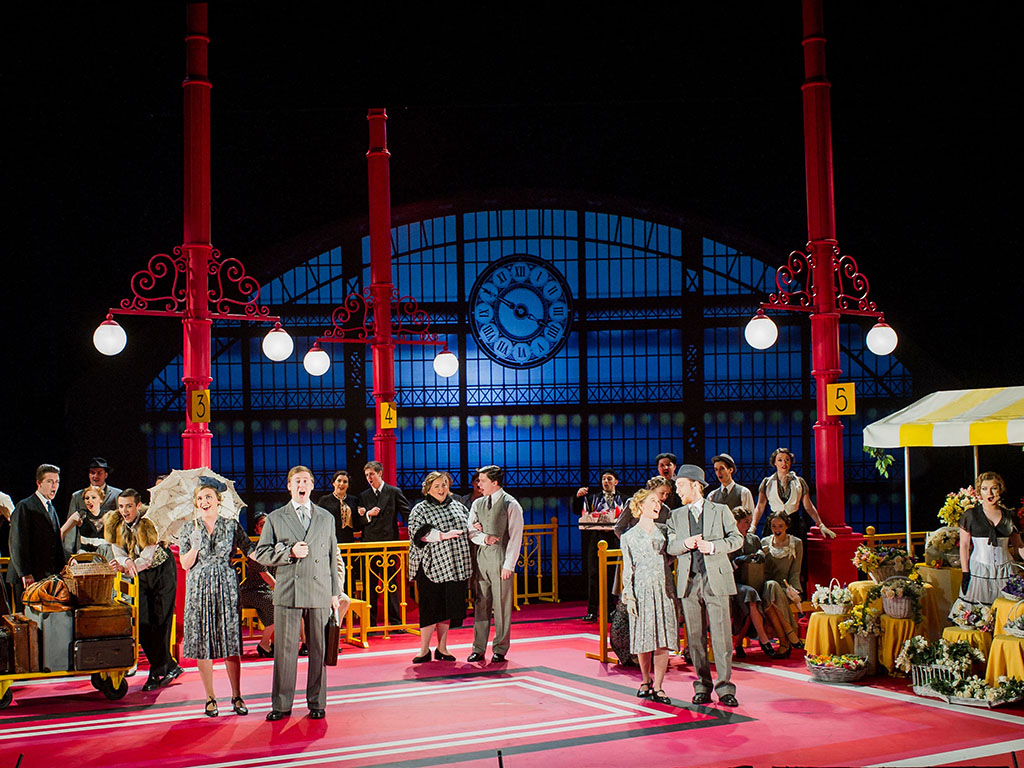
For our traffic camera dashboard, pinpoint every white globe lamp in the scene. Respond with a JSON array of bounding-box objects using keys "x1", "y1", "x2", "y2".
[
  {"x1": 262, "y1": 323, "x2": 294, "y2": 361},
  {"x1": 303, "y1": 343, "x2": 331, "y2": 376},
  {"x1": 744, "y1": 309, "x2": 779, "y2": 350},
  {"x1": 93, "y1": 316, "x2": 127, "y2": 356},
  {"x1": 866, "y1": 319, "x2": 898, "y2": 356},
  {"x1": 432, "y1": 349, "x2": 459, "y2": 378}
]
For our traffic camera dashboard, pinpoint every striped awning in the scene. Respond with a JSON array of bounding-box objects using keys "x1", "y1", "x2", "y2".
[{"x1": 863, "y1": 386, "x2": 1024, "y2": 448}]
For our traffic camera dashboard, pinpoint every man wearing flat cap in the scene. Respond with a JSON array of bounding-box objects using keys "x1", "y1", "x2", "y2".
[
  {"x1": 707, "y1": 453, "x2": 754, "y2": 514},
  {"x1": 666, "y1": 464, "x2": 743, "y2": 707}
]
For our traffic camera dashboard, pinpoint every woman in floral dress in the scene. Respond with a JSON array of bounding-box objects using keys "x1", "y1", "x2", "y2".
[{"x1": 180, "y1": 479, "x2": 252, "y2": 717}]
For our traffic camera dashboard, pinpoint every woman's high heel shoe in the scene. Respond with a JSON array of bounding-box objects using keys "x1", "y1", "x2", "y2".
[
  {"x1": 231, "y1": 696, "x2": 249, "y2": 716},
  {"x1": 204, "y1": 697, "x2": 219, "y2": 717},
  {"x1": 256, "y1": 644, "x2": 273, "y2": 658},
  {"x1": 434, "y1": 649, "x2": 456, "y2": 662}
]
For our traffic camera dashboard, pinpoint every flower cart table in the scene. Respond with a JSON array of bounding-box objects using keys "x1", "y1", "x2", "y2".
[
  {"x1": 942, "y1": 626, "x2": 991, "y2": 660},
  {"x1": 992, "y1": 597, "x2": 1017, "y2": 637},
  {"x1": 917, "y1": 565, "x2": 961, "y2": 631},
  {"x1": 985, "y1": 634, "x2": 1024, "y2": 685},
  {"x1": 805, "y1": 612, "x2": 854, "y2": 657},
  {"x1": 879, "y1": 614, "x2": 921, "y2": 674}
]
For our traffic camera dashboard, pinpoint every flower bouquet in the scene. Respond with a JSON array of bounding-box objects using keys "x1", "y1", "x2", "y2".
[
  {"x1": 867, "y1": 575, "x2": 924, "y2": 623},
  {"x1": 1004, "y1": 600, "x2": 1024, "y2": 639},
  {"x1": 838, "y1": 604, "x2": 882, "y2": 638},
  {"x1": 949, "y1": 599, "x2": 994, "y2": 632},
  {"x1": 852, "y1": 544, "x2": 914, "y2": 583},
  {"x1": 924, "y1": 527, "x2": 961, "y2": 567},
  {"x1": 811, "y1": 579, "x2": 853, "y2": 615},
  {"x1": 1001, "y1": 573, "x2": 1024, "y2": 602},
  {"x1": 897, "y1": 636, "x2": 986, "y2": 697},
  {"x1": 929, "y1": 674, "x2": 1024, "y2": 708},
  {"x1": 805, "y1": 653, "x2": 867, "y2": 683},
  {"x1": 938, "y1": 486, "x2": 979, "y2": 528}
]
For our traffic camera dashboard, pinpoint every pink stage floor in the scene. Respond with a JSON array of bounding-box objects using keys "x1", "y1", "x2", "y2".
[{"x1": 2, "y1": 602, "x2": 1022, "y2": 768}]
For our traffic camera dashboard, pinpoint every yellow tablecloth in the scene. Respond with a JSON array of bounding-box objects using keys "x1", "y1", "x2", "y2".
[
  {"x1": 805, "y1": 611, "x2": 854, "y2": 657},
  {"x1": 849, "y1": 580, "x2": 882, "y2": 612},
  {"x1": 985, "y1": 634, "x2": 1024, "y2": 685},
  {"x1": 851, "y1": 579, "x2": 941, "y2": 642},
  {"x1": 918, "y1": 566, "x2": 961, "y2": 632},
  {"x1": 993, "y1": 596, "x2": 1023, "y2": 637},
  {"x1": 879, "y1": 614, "x2": 921, "y2": 675},
  {"x1": 942, "y1": 625, "x2": 992, "y2": 660}
]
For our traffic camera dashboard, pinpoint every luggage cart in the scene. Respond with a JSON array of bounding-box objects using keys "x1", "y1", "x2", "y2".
[{"x1": 0, "y1": 571, "x2": 139, "y2": 709}]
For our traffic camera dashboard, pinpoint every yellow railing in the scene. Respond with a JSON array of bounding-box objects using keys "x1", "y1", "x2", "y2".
[
  {"x1": 585, "y1": 539, "x2": 623, "y2": 663},
  {"x1": 517, "y1": 517, "x2": 560, "y2": 606},
  {"x1": 338, "y1": 540, "x2": 415, "y2": 638},
  {"x1": 864, "y1": 525, "x2": 928, "y2": 557}
]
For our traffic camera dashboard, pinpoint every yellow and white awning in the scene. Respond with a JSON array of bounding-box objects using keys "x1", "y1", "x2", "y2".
[{"x1": 863, "y1": 386, "x2": 1024, "y2": 448}]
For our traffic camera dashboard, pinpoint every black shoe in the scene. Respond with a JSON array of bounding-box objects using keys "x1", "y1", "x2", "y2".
[
  {"x1": 651, "y1": 689, "x2": 672, "y2": 705},
  {"x1": 412, "y1": 652, "x2": 432, "y2": 664},
  {"x1": 256, "y1": 644, "x2": 274, "y2": 659},
  {"x1": 734, "y1": 644, "x2": 746, "y2": 659},
  {"x1": 582, "y1": 613, "x2": 597, "y2": 622},
  {"x1": 299, "y1": 643, "x2": 309, "y2": 656},
  {"x1": 142, "y1": 675, "x2": 161, "y2": 692},
  {"x1": 719, "y1": 693, "x2": 739, "y2": 707},
  {"x1": 266, "y1": 710, "x2": 291, "y2": 721},
  {"x1": 204, "y1": 697, "x2": 219, "y2": 717},
  {"x1": 434, "y1": 649, "x2": 456, "y2": 661},
  {"x1": 467, "y1": 652, "x2": 486, "y2": 663},
  {"x1": 636, "y1": 682, "x2": 653, "y2": 699},
  {"x1": 691, "y1": 692, "x2": 711, "y2": 705},
  {"x1": 792, "y1": 639, "x2": 804, "y2": 650},
  {"x1": 158, "y1": 665, "x2": 184, "y2": 688},
  {"x1": 231, "y1": 696, "x2": 249, "y2": 716},
  {"x1": 308, "y1": 708, "x2": 326, "y2": 719},
  {"x1": 759, "y1": 640, "x2": 781, "y2": 658},
  {"x1": 491, "y1": 653, "x2": 507, "y2": 663}
]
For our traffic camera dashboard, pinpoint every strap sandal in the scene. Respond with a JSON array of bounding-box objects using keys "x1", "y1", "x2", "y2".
[
  {"x1": 205, "y1": 697, "x2": 219, "y2": 717},
  {"x1": 636, "y1": 682, "x2": 654, "y2": 698},
  {"x1": 651, "y1": 689, "x2": 672, "y2": 705},
  {"x1": 231, "y1": 696, "x2": 249, "y2": 716}
]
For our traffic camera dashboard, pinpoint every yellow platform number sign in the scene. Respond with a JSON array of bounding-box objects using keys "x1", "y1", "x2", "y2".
[
  {"x1": 826, "y1": 383, "x2": 855, "y2": 416},
  {"x1": 190, "y1": 389, "x2": 211, "y2": 423},
  {"x1": 378, "y1": 401, "x2": 398, "y2": 430}
]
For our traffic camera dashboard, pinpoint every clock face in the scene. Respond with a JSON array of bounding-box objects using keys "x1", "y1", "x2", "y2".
[{"x1": 468, "y1": 254, "x2": 574, "y2": 368}]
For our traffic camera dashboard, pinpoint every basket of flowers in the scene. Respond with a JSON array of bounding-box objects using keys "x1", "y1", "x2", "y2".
[
  {"x1": 852, "y1": 544, "x2": 914, "y2": 583},
  {"x1": 931, "y1": 675, "x2": 1024, "y2": 708},
  {"x1": 938, "y1": 486, "x2": 980, "y2": 528},
  {"x1": 949, "y1": 599, "x2": 995, "y2": 632},
  {"x1": 1003, "y1": 601, "x2": 1024, "y2": 639},
  {"x1": 1000, "y1": 572, "x2": 1024, "y2": 602},
  {"x1": 896, "y1": 636, "x2": 986, "y2": 697},
  {"x1": 838, "y1": 604, "x2": 882, "y2": 675},
  {"x1": 868, "y1": 575, "x2": 924, "y2": 623},
  {"x1": 811, "y1": 578, "x2": 853, "y2": 615},
  {"x1": 805, "y1": 653, "x2": 867, "y2": 683},
  {"x1": 924, "y1": 527, "x2": 961, "y2": 568}
]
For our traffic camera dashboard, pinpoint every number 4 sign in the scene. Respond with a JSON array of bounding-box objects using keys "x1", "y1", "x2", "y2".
[
  {"x1": 378, "y1": 401, "x2": 398, "y2": 430},
  {"x1": 826, "y1": 383, "x2": 856, "y2": 416}
]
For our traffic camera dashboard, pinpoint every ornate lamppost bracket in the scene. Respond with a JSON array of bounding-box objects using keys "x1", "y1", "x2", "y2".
[
  {"x1": 318, "y1": 288, "x2": 443, "y2": 348},
  {"x1": 764, "y1": 243, "x2": 883, "y2": 319}
]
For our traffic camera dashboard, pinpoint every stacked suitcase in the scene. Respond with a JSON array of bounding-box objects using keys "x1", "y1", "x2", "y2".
[{"x1": 72, "y1": 604, "x2": 134, "y2": 670}]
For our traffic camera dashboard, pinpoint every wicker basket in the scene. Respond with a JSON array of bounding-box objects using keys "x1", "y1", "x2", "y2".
[
  {"x1": 61, "y1": 559, "x2": 117, "y2": 606},
  {"x1": 883, "y1": 595, "x2": 913, "y2": 619},
  {"x1": 911, "y1": 663, "x2": 956, "y2": 698},
  {"x1": 1003, "y1": 600, "x2": 1024, "y2": 639},
  {"x1": 806, "y1": 659, "x2": 866, "y2": 683},
  {"x1": 868, "y1": 564, "x2": 910, "y2": 584},
  {"x1": 814, "y1": 577, "x2": 851, "y2": 615}
]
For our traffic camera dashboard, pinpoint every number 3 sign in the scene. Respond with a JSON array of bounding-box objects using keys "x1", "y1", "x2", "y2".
[{"x1": 826, "y1": 383, "x2": 856, "y2": 416}]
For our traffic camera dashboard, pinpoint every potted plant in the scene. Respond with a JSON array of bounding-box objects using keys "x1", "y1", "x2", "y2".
[
  {"x1": 838, "y1": 604, "x2": 882, "y2": 675},
  {"x1": 811, "y1": 579, "x2": 853, "y2": 615},
  {"x1": 852, "y1": 544, "x2": 914, "y2": 583}
]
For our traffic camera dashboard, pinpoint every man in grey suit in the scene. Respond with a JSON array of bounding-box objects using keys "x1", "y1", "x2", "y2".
[
  {"x1": 255, "y1": 465, "x2": 342, "y2": 722},
  {"x1": 666, "y1": 464, "x2": 743, "y2": 707}
]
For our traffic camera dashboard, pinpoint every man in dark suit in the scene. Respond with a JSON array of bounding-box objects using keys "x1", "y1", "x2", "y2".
[
  {"x1": 255, "y1": 465, "x2": 342, "y2": 721},
  {"x1": 666, "y1": 464, "x2": 743, "y2": 708},
  {"x1": 357, "y1": 460, "x2": 410, "y2": 626},
  {"x1": 67, "y1": 456, "x2": 122, "y2": 518},
  {"x1": 8, "y1": 463, "x2": 67, "y2": 611}
]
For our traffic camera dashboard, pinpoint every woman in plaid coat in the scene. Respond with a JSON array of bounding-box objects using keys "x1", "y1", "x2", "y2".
[{"x1": 408, "y1": 471, "x2": 473, "y2": 663}]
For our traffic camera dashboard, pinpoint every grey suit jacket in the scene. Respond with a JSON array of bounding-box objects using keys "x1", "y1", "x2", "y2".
[
  {"x1": 666, "y1": 498, "x2": 743, "y2": 597},
  {"x1": 254, "y1": 501, "x2": 340, "y2": 608}
]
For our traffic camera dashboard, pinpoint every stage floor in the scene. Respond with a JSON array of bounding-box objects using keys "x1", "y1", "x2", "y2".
[{"x1": 2, "y1": 602, "x2": 1022, "y2": 768}]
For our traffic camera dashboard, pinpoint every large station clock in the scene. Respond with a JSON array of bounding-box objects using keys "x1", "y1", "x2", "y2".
[{"x1": 468, "y1": 254, "x2": 574, "y2": 368}]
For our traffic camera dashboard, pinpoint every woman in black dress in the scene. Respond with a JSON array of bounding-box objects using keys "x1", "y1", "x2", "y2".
[
  {"x1": 239, "y1": 513, "x2": 276, "y2": 658},
  {"x1": 317, "y1": 470, "x2": 359, "y2": 545},
  {"x1": 61, "y1": 485, "x2": 110, "y2": 556}
]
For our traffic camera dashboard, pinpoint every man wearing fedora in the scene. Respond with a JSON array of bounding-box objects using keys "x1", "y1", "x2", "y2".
[
  {"x1": 68, "y1": 457, "x2": 122, "y2": 518},
  {"x1": 707, "y1": 453, "x2": 755, "y2": 514},
  {"x1": 666, "y1": 464, "x2": 743, "y2": 707}
]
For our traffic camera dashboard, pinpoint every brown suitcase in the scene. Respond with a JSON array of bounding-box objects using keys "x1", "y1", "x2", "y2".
[
  {"x1": 2, "y1": 613, "x2": 41, "y2": 673},
  {"x1": 74, "y1": 603, "x2": 132, "y2": 639},
  {"x1": 0, "y1": 626, "x2": 11, "y2": 674},
  {"x1": 72, "y1": 636, "x2": 133, "y2": 671}
]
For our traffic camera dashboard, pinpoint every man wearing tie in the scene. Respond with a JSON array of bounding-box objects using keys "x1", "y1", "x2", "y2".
[
  {"x1": 8, "y1": 464, "x2": 67, "y2": 611},
  {"x1": 357, "y1": 461, "x2": 410, "y2": 626},
  {"x1": 666, "y1": 464, "x2": 743, "y2": 707},
  {"x1": 467, "y1": 465, "x2": 524, "y2": 663},
  {"x1": 256, "y1": 465, "x2": 342, "y2": 721}
]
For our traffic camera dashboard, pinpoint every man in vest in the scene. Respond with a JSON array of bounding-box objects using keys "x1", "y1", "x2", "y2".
[
  {"x1": 466, "y1": 465, "x2": 524, "y2": 663},
  {"x1": 707, "y1": 453, "x2": 755, "y2": 514},
  {"x1": 572, "y1": 469, "x2": 624, "y2": 622}
]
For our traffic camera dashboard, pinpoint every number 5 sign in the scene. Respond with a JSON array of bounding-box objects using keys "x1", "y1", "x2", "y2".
[
  {"x1": 826, "y1": 383, "x2": 856, "y2": 416},
  {"x1": 378, "y1": 401, "x2": 398, "y2": 430}
]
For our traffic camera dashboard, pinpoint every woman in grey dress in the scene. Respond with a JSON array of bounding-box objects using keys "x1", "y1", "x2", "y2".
[
  {"x1": 729, "y1": 507, "x2": 784, "y2": 659},
  {"x1": 620, "y1": 488, "x2": 678, "y2": 705},
  {"x1": 180, "y1": 480, "x2": 251, "y2": 717},
  {"x1": 760, "y1": 511, "x2": 804, "y2": 651}
]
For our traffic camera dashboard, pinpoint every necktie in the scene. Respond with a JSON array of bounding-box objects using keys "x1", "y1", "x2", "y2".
[
  {"x1": 47, "y1": 501, "x2": 60, "y2": 532},
  {"x1": 487, "y1": 495, "x2": 492, "y2": 510},
  {"x1": 297, "y1": 505, "x2": 310, "y2": 527}
]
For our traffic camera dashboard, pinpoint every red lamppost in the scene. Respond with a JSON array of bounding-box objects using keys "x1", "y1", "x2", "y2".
[
  {"x1": 744, "y1": 0, "x2": 898, "y2": 585},
  {"x1": 301, "y1": 108, "x2": 458, "y2": 488}
]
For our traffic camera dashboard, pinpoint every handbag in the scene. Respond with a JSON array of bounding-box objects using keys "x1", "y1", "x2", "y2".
[{"x1": 323, "y1": 611, "x2": 341, "y2": 666}]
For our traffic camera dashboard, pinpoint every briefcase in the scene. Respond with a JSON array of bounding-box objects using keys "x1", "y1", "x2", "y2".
[
  {"x1": 2, "y1": 614, "x2": 40, "y2": 673},
  {"x1": 24, "y1": 606, "x2": 73, "y2": 673},
  {"x1": 0, "y1": 627, "x2": 11, "y2": 674},
  {"x1": 75, "y1": 603, "x2": 133, "y2": 639},
  {"x1": 324, "y1": 613, "x2": 340, "y2": 666},
  {"x1": 72, "y1": 636, "x2": 133, "y2": 671}
]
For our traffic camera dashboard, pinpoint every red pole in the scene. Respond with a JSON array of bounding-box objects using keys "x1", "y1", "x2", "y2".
[
  {"x1": 181, "y1": 1, "x2": 212, "y2": 472},
  {"x1": 801, "y1": 0, "x2": 860, "y2": 584},
  {"x1": 367, "y1": 108, "x2": 397, "y2": 486}
]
